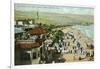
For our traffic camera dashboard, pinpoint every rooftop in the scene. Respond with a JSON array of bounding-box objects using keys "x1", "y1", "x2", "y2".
[{"x1": 28, "y1": 27, "x2": 47, "y2": 35}]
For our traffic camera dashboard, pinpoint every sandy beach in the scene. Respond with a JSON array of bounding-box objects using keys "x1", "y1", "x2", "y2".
[{"x1": 60, "y1": 26, "x2": 94, "y2": 62}]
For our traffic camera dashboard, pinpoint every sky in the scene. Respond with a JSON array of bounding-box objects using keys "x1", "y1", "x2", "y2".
[{"x1": 15, "y1": 3, "x2": 94, "y2": 15}]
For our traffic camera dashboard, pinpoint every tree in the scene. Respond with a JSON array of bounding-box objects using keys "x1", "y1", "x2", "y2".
[{"x1": 53, "y1": 30, "x2": 64, "y2": 43}]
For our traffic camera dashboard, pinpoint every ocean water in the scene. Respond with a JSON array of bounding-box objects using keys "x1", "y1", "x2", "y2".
[{"x1": 72, "y1": 25, "x2": 94, "y2": 39}]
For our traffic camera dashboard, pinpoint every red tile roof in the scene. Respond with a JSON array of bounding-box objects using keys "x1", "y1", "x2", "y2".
[
  {"x1": 17, "y1": 42, "x2": 40, "y2": 49},
  {"x1": 28, "y1": 27, "x2": 47, "y2": 35}
]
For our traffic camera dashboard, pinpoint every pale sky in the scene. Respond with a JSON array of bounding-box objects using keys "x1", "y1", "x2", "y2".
[{"x1": 15, "y1": 3, "x2": 94, "y2": 15}]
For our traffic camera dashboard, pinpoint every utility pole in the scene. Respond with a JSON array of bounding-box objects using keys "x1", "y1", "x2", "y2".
[{"x1": 37, "y1": 11, "x2": 39, "y2": 23}]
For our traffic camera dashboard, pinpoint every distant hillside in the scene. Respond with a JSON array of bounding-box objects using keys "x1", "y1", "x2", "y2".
[{"x1": 15, "y1": 10, "x2": 94, "y2": 25}]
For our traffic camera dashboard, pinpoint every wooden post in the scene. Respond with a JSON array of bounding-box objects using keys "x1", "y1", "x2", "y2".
[{"x1": 30, "y1": 50, "x2": 33, "y2": 64}]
